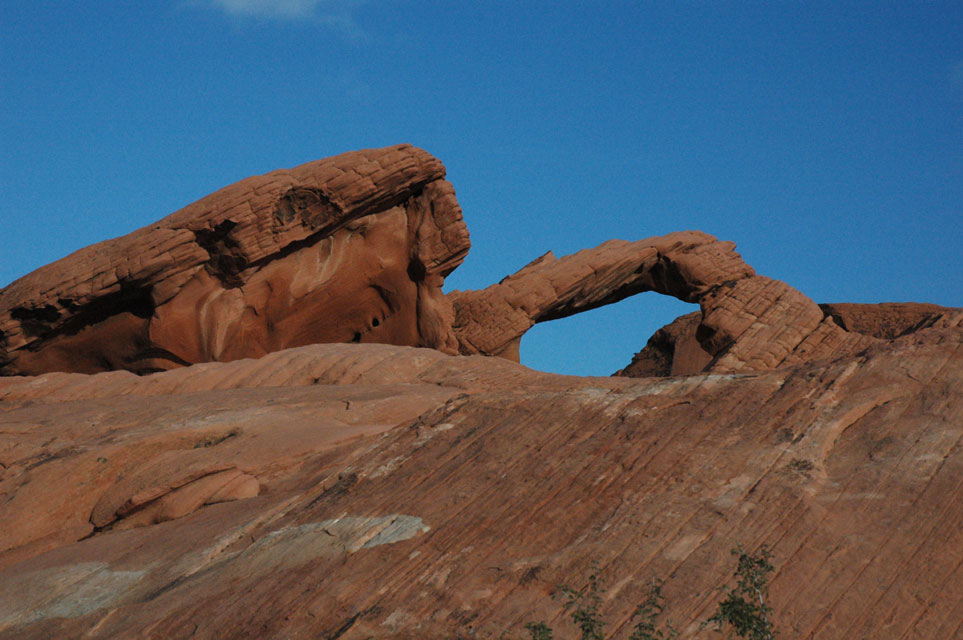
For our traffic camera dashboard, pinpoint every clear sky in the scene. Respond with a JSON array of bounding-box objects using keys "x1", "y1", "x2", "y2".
[{"x1": 2, "y1": 1, "x2": 961, "y2": 375}]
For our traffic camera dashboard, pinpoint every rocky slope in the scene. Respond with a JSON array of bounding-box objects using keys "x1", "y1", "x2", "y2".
[
  {"x1": 1, "y1": 321, "x2": 961, "y2": 638},
  {"x1": 1, "y1": 146, "x2": 961, "y2": 639}
]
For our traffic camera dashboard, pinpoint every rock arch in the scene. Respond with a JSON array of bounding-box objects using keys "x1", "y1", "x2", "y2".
[{"x1": 447, "y1": 231, "x2": 879, "y2": 374}]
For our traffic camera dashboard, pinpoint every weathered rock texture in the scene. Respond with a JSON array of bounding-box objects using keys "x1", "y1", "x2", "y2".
[
  {"x1": 2, "y1": 146, "x2": 962, "y2": 638},
  {"x1": 1, "y1": 312, "x2": 962, "y2": 638},
  {"x1": 618, "y1": 303, "x2": 960, "y2": 378},
  {"x1": 450, "y1": 231, "x2": 885, "y2": 373},
  {"x1": 0, "y1": 144, "x2": 469, "y2": 375},
  {"x1": 1, "y1": 143, "x2": 921, "y2": 382},
  {"x1": 614, "y1": 311, "x2": 709, "y2": 377}
]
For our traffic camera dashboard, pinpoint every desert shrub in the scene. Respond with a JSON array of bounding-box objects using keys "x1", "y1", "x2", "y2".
[
  {"x1": 525, "y1": 563, "x2": 675, "y2": 640},
  {"x1": 628, "y1": 579, "x2": 677, "y2": 640},
  {"x1": 525, "y1": 621, "x2": 554, "y2": 640},
  {"x1": 523, "y1": 545, "x2": 777, "y2": 639},
  {"x1": 558, "y1": 561, "x2": 606, "y2": 640},
  {"x1": 704, "y1": 545, "x2": 777, "y2": 640}
]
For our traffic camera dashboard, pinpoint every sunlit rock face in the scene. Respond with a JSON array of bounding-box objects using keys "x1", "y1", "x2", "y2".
[
  {"x1": 1, "y1": 145, "x2": 962, "y2": 639},
  {"x1": 1, "y1": 143, "x2": 954, "y2": 383},
  {"x1": 0, "y1": 145, "x2": 470, "y2": 375}
]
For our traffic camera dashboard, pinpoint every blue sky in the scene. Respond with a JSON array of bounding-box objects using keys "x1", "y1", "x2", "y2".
[{"x1": 1, "y1": 1, "x2": 961, "y2": 375}]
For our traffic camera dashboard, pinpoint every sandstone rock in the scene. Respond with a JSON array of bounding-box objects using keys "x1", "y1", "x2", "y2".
[
  {"x1": 0, "y1": 319, "x2": 960, "y2": 638},
  {"x1": 2, "y1": 146, "x2": 962, "y2": 639},
  {"x1": 614, "y1": 311, "x2": 709, "y2": 377},
  {"x1": 618, "y1": 301, "x2": 958, "y2": 378},
  {"x1": 820, "y1": 302, "x2": 958, "y2": 339},
  {"x1": 0, "y1": 145, "x2": 469, "y2": 376},
  {"x1": 448, "y1": 231, "x2": 754, "y2": 361},
  {"x1": 449, "y1": 232, "x2": 879, "y2": 373}
]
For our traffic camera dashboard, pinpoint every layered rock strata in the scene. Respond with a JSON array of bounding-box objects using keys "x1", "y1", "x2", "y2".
[
  {"x1": 0, "y1": 313, "x2": 961, "y2": 638},
  {"x1": 0, "y1": 145, "x2": 924, "y2": 379},
  {"x1": 618, "y1": 302, "x2": 959, "y2": 378},
  {"x1": 450, "y1": 232, "x2": 882, "y2": 373},
  {"x1": 0, "y1": 145, "x2": 469, "y2": 375}
]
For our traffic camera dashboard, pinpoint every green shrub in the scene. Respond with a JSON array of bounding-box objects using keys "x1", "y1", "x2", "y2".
[
  {"x1": 525, "y1": 621, "x2": 554, "y2": 640},
  {"x1": 525, "y1": 564, "x2": 675, "y2": 640},
  {"x1": 558, "y1": 561, "x2": 606, "y2": 640},
  {"x1": 522, "y1": 545, "x2": 777, "y2": 639},
  {"x1": 628, "y1": 579, "x2": 677, "y2": 640},
  {"x1": 705, "y1": 545, "x2": 777, "y2": 640}
]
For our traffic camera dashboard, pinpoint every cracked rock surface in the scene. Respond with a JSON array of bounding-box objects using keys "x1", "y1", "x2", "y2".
[{"x1": 0, "y1": 322, "x2": 961, "y2": 638}]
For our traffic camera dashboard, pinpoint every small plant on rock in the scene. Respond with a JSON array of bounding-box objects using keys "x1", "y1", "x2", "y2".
[
  {"x1": 705, "y1": 545, "x2": 777, "y2": 640},
  {"x1": 628, "y1": 579, "x2": 678, "y2": 640},
  {"x1": 558, "y1": 561, "x2": 606, "y2": 640},
  {"x1": 525, "y1": 621, "x2": 554, "y2": 640}
]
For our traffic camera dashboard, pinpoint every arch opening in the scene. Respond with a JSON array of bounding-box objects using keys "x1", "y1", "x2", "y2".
[{"x1": 519, "y1": 292, "x2": 698, "y2": 377}]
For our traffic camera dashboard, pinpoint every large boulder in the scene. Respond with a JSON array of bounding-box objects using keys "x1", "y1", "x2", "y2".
[{"x1": 0, "y1": 145, "x2": 469, "y2": 375}]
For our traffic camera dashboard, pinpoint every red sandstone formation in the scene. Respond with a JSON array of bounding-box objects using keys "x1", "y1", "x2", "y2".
[
  {"x1": 613, "y1": 311, "x2": 709, "y2": 377},
  {"x1": 1, "y1": 315, "x2": 961, "y2": 638},
  {"x1": 450, "y1": 233, "x2": 882, "y2": 373},
  {"x1": 618, "y1": 302, "x2": 959, "y2": 378},
  {"x1": 2, "y1": 146, "x2": 962, "y2": 638},
  {"x1": 448, "y1": 232, "x2": 753, "y2": 361},
  {"x1": 0, "y1": 144, "x2": 469, "y2": 376},
  {"x1": 819, "y1": 302, "x2": 958, "y2": 339},
  {"x1": 0, "y1": 146, "x2": 930, "y2": 380}
]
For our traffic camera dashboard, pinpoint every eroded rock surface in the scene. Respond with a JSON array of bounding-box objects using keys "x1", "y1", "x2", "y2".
[
  {"x1": 450, "y1": 233, "x2": 894, "y2": 373},
  {"x1": 619, "y1": 302, "x2": 960, "y2": 378},
  {"x1": 1, "y1": 320, "x2": 961, "y2": 638},
  {"x1": 2, "y1": 145, "x2": 962, "y2": 638},
  {"x1": 449, "y1": 232, "x2": 754, "y2": 360},
  {"x1": 1, "y1": 142, "x2": 927, "y2": 381},
  {"x1": 614, "y1": 311, "x2": 709, "y2": 377},
  {"x1": 0, "y1": 144, "x2": 469, "y2": 375}
]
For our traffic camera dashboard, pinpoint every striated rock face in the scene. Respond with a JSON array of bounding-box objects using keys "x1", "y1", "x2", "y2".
[
  {"x1": 450, "y1": 232, "x2": 881, "y2": 373},
  {"x1": 619, "y1": 302, "x2": 960, "y2": 378},
  {"x1": 0, "y1": 144, "x2": 469, "y2": 376},
  {"x1": 1, "y1": 315, "x2": 961, "y2": 638},
  {"x1": 819, "y1": 302, "x2": 959, "y2": 339},
  {"x1": 3, "y1": 145, "x2": 962, "y2": 638}
]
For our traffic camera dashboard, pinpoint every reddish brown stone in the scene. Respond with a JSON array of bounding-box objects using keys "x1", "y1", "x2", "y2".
[
  {"x1": 619, "y1": 302, "x2": 959, "y2": 378},
  {"x1": 820, "y1": 302, "x2": 958, "y2": 339},
  {"x1": 2, "y1": 147, "x2": 962, "y2": 639},
  {"x1": 0, "y1": 313, "x2": 961, "y2": 638},
  {"x1": 449, "y1": 234, "x2": 877, "y2": 373},
  {"x1": 614, "y1": 311, "x2": 710, "y2": 377},
  {"x1": 0, "y1": 145, "x2": 469, "y2": 376}
]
